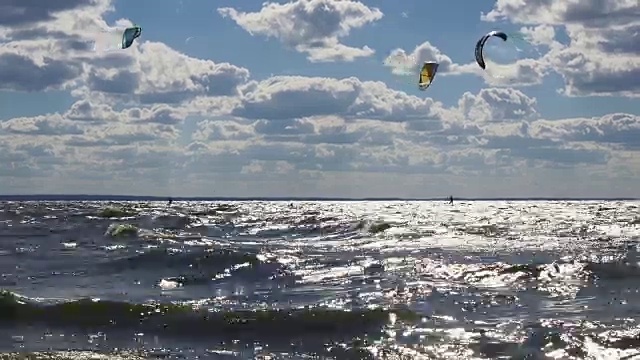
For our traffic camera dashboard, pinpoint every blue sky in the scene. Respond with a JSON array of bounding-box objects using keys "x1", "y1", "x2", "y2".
[{"x1": 0, "y1": 0, "x2": 638, "y2": 197}]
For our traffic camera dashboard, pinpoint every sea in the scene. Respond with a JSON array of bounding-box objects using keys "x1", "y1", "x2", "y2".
[{"x1": 1, "y1": 198, "x2": 639, "y2": 359}]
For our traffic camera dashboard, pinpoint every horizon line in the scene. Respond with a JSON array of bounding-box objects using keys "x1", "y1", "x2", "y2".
[{"x1": 0, "y1": 194, "x2": 637, "y2": 201}]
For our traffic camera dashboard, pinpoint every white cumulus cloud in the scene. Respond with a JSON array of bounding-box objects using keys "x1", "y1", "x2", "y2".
[
  {"x1": 217, "y1": 0, "x2": 383, "y2": 62},
  {"x1": 0, "y1": 0, "x2": 638, "y2": 197}
]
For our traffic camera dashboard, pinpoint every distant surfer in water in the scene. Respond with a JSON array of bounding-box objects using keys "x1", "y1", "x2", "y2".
[
  {"x1": 168, "y1": 197, "x2": 173, "y2": 206},
  {"x1": 448, "y1": 195, "x2": 453, "y2": 204}
]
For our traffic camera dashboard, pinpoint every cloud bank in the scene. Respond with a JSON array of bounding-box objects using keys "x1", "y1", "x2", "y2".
[{"x1": 0, "y1": 0, "x2": 638, "y2": 198}]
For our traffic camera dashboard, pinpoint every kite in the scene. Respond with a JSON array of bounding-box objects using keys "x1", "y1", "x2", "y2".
[
  {"x1": 121, "y1": 25, "x2": 142, "y2": 49},
  {"x1": 475, "y1": 31, "x2": 508, "y2": 70},
  {"x1": 91, "y1": 25, "x2": 142, "y2": 52},
  {"x1": 418, "y1": 61, "x2": 439, "y2": 90}
]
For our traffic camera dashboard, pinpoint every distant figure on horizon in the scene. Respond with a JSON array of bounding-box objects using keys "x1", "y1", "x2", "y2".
[
  {"x1": 168, "y1": 197, "x2": 173, "y2": 206},
  {"x1": 448, "y1": 195, "x2": 453, "y2": 204}
]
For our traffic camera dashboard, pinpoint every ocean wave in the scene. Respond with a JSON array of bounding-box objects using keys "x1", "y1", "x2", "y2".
[
  {"x1": 2, "y1": 200, "x2": 640, "y2": 358},
  {"x1": 0, "y1": 291, "x2": 414, "y2": 341},
  {"x1": 102, "y1": 248, "x2": 259, "y2": 273},
  {"x1": 0, "y1": 350, "x2": 148, "y2": 360}
]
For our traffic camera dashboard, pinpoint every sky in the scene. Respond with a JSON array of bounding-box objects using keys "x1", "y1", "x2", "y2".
[{"x1": 0, "y1": 0, "x2": 638, "y2": 198}]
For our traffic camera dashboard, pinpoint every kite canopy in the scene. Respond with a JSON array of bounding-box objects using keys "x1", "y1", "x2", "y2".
[
  {"x1": 474, "y1": 31, "x2": 508, "y2": 69},
  {"x1": 418, "y1": 61, "x2": 439, "y2": 91},
  {"x1": 121, "y1": 25, "x2": 142, "y2": 49}
]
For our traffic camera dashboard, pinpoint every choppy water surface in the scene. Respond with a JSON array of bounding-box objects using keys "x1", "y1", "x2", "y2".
[{"x1": 1, "y1": 200, "x2": 640, "y2": 359}]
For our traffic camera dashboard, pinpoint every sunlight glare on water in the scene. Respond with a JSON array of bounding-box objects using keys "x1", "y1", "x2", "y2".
[{"x1": 0, "y1": 200, "x2": 639, "y2": 359}]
